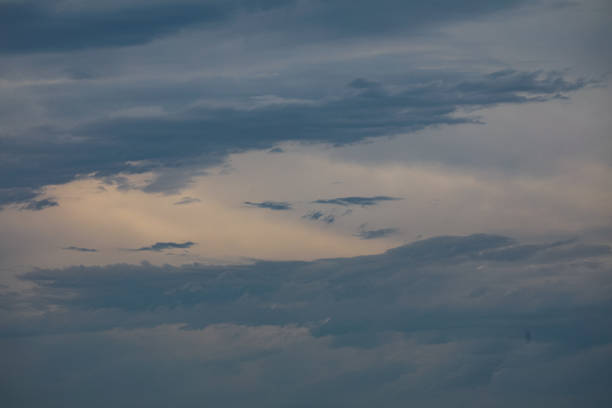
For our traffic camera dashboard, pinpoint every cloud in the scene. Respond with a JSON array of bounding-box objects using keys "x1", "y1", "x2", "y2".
[
  {"x1": 19, "y1": 198, "x2": 59, "y2": 211},
  {"x1": 474, "y1": 238, "x2": 577, "y2": 261},
  {"x1": 302, "y1": 210, "x2": 335, "y2": 224},
  {"x1": 0, "y1": 1, "x2": 232, "y2": 54},
  {"x1": 173, "y1": 196, "x2": 201, "y2": 205},
  {"x1": 244, "y1": 201, "x2": 292, "y2": 210},
  {"x1": 313, "y1": 196, "x2": 402, "y2": 207},
  {"x1": 63, "y1": 246, "x2": 98, "y2": 253},
  {"x1": 0, "y1": 70, "x2": 589, "y2": 206},
  {"x1": 303, "y1": 210, "x2": 324, "y2": 220},
  {"x1": 268, "y1": 147, "x2": 284, "y2": 154},
  {"x1": 134, "y1": 241, "x2": 195, "y2": 252},
  {"x1": 384, "y1": 233, "x2": 515, "y2": 261},
  {"x1": 0, "y1": 188, "x2": 41, "y2": 210},
  {"x1": 0, "y1": 0, "x2": 526, "y2": 54},
  {"x1": 10, "y1": 233, "x2": 610, "y2": 330},
  {"x1": 355, "y1": 226, "x2": 399, "y2": 240},
  {"x1": 0, "y1": 1, "x2": 610, "y2": 404},
  {"x1": 4, "y1": 234, "x2": 612, "y2": 406}
]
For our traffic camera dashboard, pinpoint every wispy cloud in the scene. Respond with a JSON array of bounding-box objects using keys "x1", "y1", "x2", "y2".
[
  {"x1": 133, "y1": 241, "x2": 195, "y2": 252},
  {"x1": 244, "y1": 201, "x2": 292, "y2": 210},
  {"x1": 20, "y1": 198, "x2": 59, "y2": 211},
  {"x1": 62, "y1": 246, "x2": 98, "y2": 253},
  {"x1": 313, "y1": 196, "x2": 402, "y2": 207},
  {"x1": 355, "y1": 226, "x2": 399, "y2": 240},
  {"x1": 302, "y1": 211, "x2": 335, "y2": 224},
  {"x1": 174, "y1": 197, "x2": 201, "y2": 205}
]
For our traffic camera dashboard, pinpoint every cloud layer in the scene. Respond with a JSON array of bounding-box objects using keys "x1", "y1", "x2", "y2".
[
  {"x1": 2, "y1": 234, "x2": 611, "y2": 406},
  {"x1": 0, "y1": 0, "x2": 526, "y2": 54},
  {"x1": 1, "y1": 1, "x2": 611, "y2": 406},
  {"x1": 0, "y1": 69, "x2": 589, "y2": 208}
]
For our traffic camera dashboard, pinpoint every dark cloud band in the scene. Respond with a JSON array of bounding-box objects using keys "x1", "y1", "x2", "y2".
[{"x1": 0, "y1": 70, "x2": 589, "y2": 207}]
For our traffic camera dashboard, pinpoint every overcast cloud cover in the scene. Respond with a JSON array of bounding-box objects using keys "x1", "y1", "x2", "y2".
[{"x1": 1, "y1": 0, "x2": 611, "y2": 406}]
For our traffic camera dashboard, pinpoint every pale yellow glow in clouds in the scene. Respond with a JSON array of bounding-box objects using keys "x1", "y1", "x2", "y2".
[{"x1": 0, "y1": 148, "x2": 610, "y2": 277}]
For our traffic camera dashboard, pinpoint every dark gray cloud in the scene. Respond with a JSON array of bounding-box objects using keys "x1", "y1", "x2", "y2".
[
  {"x1": 134, "y1": 241, "x2": 195, "y2": 252},
  {"x1": 0, "y1": 1, "x2": 248, "y2": 54},
  {"x1": 8, "y1": 233, "x2": 610, "y2": 332},
  {"x1": 173, "y1": 196, "x2": 201, "y2": 205},
  {"x1": 0, "y1": 0, "x2": 525, "y2": 54},
  {"x1": 62, "y1": 246, "x2": 98, "y2": 253},
  {"x1": 313, "y1": 196, "x2": 402, "y2": 207},
  {"x1": 2, "y1": 234, "x2": 611, "y2": 406},
  {"x1": 244, "y1": 201, "x2": 292, "y2": 210},
  {"x1": 355, "y1": 227, "x2": 399, "y2": 240},
  {"x1": 0, "y1": 188, "x2": 41, "y2": 210},
  {"x1": 0, "y1": 70, "x2": 589, "y2": 207},
  {"x1": 19, "y1": 198, "x2": 59, "y2": 211}
]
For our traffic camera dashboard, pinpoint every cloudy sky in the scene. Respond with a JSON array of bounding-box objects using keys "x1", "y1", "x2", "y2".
[{"x1": 1, "y1": 0, "x2": 611, "y2": 406}]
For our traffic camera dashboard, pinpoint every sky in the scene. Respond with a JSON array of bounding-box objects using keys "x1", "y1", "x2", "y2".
[{"x1": 1, "y1": 0, "x2": 611, "y2": 406}]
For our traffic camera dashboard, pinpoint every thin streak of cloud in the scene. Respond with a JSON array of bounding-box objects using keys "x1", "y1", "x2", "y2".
[
  {"x1": 313, "y1": 196, "x2": 402, "y2": 207},
  {"x1": 63, "y1": 246, "x2": 98, "y2": 253},
  {"x1": 133, "y1": 241, "x2": 195, "y2": 252},
  {"x1": 244, "y1": 201, "x2": 292, "y2": 210},
  {"x1": 174, "y1": 197, "x2": 201, "y2": 205}
]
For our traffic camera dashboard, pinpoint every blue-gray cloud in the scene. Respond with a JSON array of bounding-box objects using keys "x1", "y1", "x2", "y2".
[
  {"x1": 3, "y1": 234, "x2": 611, "y2": 406},
  {"x1": 244, "y1": 201, "x2": 292, "y2": 210},
  {"x1": 9, "y1": 233, "x2": 609, "y2": 330},
  {"x1": 355, "y1": 227, "x2": 399, "y2": 240},
  {"x1": 0, "y1": 188, "x2": 41, "y2": 210},
  {"x1": 133, "y1": 241, "x2": 195, "y2": 252},
  {"x1": 62, "y1": 246, "x2": 98, "y2": 253},
  {"x1": 0, "y1": 0, "x2": 526, "y2": 54},
  {"x1": 19, "y1": 198, "x2": 59, "y2": 211},
  {"x1": 0, "y1": 70, "x2": 589, "y2": 207},
  {"x1": 302, "y1": 210, "x2": 335, "y2": 224},
  {"x1": 313, "y1": 196, "x2": 402, "y2": 207},
  {"x1": 0, "y1": 1, "x2": 239, "y2": 54}
]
